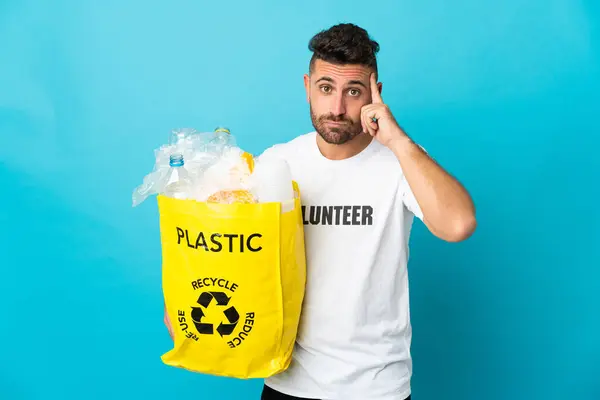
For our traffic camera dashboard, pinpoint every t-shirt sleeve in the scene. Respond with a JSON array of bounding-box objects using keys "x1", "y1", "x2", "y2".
[
  {"x1": 399, "y1": 144, "x2": 427, "y2": 221},
  {"x1": 257, "y1": 144, "x2": 285, "y2": 160},
  {"x1": 400, "y1": 174, "x2": 424, "y2": 221}
]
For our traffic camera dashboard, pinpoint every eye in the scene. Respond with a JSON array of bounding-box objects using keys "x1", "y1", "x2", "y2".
[
  {"x1": 348, "y1": 88, "x2": 361, "y2": 97},
  {"x1": 320, "y1": 85, "x2": 332, "y2": 94}
]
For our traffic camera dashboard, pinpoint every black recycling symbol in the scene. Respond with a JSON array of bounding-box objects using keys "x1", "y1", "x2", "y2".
[{"x1": 190, "y1": 291, "x2": 240, "y2": 337}]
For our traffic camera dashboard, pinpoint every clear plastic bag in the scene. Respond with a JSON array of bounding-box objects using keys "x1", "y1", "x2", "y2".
[
  {"x1": 132, "y1": 127, "x2": 294, "y2": 208},
  {"x1": 132, "y1": 128, "x2": 237, "y2": 206}
]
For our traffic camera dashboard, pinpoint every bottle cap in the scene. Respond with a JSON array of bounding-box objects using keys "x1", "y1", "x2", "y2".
[
  {"x1": 169, "y1": 153, "x2": 184, "y2": 167},
  {"x1": 214, "y1": 127, "x2": 230, "y2": 135}
]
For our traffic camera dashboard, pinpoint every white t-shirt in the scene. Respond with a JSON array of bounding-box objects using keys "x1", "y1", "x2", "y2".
[{"x1": 261, "y1": 131, "x2": 423, "y2": 400}]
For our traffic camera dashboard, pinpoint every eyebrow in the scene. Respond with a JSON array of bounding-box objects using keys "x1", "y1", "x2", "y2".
[
  {"x1": 347, "y1": 80, "x2": 367, "y2": 88},
  {"x1": 316, "y1": 76, "x2": 334, "y2": 84},
  {"x1": 315, "y1": 76, "x2": 367, "y2": 88}
]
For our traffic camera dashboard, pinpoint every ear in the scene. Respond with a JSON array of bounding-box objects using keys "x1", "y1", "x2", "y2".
[
  {"x1": 377, "y1": 82, "x2": 383, "y2": 95},
  {"x1": 303, "y1": 74, "x2": 310, "y2": 103}
]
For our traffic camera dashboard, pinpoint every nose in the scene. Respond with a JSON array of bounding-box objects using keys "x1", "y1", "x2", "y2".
[{"x1": 331, "y1": 93, "x2": 346, "y2": 117}]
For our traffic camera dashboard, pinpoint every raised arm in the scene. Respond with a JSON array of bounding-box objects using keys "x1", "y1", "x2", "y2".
[{"x1": 361, "y1": 73, "x2": 476, "y2": 242}]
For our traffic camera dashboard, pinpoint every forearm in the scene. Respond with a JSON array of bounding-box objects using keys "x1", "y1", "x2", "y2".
[{"x1": 389, "y1": 131, "x2": 477, "y2": 242}]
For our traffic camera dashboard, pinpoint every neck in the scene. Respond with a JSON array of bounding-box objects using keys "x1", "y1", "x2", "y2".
[{"x1": 316, "y1": 132, "x2": 373, "y2": 160}]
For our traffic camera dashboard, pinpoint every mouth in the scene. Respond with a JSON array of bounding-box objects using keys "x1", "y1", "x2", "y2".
[{"x1": 324, "y1": 120, "x2": 349, "y2": 126}]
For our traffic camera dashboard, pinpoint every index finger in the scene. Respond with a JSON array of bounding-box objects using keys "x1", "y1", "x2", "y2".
[{"x1": 370, "y1": 73, "x2": 383, "y2": 104}]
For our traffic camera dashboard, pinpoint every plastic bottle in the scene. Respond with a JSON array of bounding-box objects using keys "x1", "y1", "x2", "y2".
[
  {"x1": 163, "y1": 153, "x2": 193, "y2": 200},
  {"x1": 210, "y1": 127, "x2": 236, "y2": 154}
]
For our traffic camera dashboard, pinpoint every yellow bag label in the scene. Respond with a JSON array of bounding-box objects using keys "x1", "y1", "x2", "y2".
[{"x1": 157, "y1": 182, "x2": 306, "y2": 379}]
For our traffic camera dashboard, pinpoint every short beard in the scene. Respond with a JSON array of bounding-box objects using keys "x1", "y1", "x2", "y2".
[{"x1": 310, "y1": 105, "x2": 363, "y2": 145}]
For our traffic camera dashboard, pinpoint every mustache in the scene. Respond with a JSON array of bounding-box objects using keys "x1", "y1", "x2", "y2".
[{"x1": 319, "y1": 114, "x2": 353, "y2": 124}]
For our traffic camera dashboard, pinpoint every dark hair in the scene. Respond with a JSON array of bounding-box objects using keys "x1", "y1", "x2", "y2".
[{"x1": 308, "y1": 23, "x2": 380, "y2": 73}]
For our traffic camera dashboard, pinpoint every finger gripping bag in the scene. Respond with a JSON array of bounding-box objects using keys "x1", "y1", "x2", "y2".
[{"x1": 157, "y1": 181, "x2": 306, "y2": 379}]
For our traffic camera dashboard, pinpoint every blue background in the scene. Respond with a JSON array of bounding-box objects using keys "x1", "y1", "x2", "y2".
[{"x1": 1, "y1": 0, "x2": 598, "y2": 399}]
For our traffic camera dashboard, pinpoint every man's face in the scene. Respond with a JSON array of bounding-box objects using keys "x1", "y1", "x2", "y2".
[{"x1": 304, "y1": 59, "x2": 381, "y2": 145}]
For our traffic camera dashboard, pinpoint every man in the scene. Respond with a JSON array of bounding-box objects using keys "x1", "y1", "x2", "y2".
[
  {"x1": 258, "y1": 23, "x2": 476, "y2": 400},
  {"x1": 166, "y1": 23, "x2": 476, "y2": 400}
]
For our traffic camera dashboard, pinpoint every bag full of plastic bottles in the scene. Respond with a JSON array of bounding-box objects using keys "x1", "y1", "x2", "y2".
[{"x1": 132, "y1": 127, "x2": 306, "y2": 379}]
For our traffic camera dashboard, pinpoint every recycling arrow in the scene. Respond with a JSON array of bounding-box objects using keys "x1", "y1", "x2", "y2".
[
  {"x1": 197, "y1": 291, "x2": 231, "y2": 308},
  {"x1": 190, "y1": 306, "x2": 204, "y2": 322},
  {"x1": 191, "y1": 306, "x2": 213, "y2": 334},
  {"x1": 216, "y1": 306, "x2": 240, "y2": 337},
  {"x1": 197, "y1": 292, "x2": 213, "y2": 308},
  {"x1": 211, "y1": 292, "x2": 231, "y2": 306}
]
